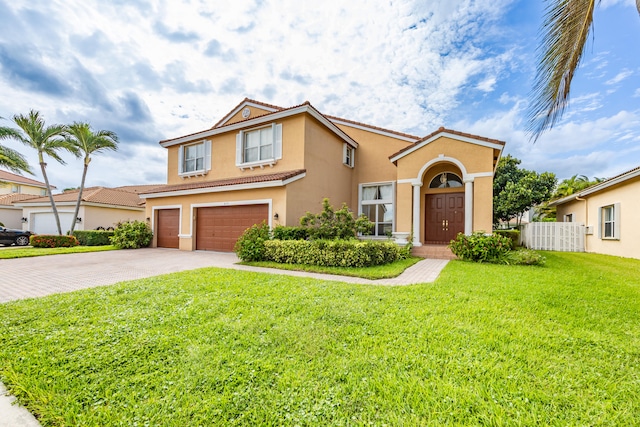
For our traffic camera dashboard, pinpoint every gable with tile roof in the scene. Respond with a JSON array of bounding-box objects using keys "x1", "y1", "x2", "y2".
[{"x1": 141, "y1": 98, "x2": 504, "y2": 252}]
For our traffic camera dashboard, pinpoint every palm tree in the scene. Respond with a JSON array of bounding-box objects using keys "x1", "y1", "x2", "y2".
[
  {"x1": 528, "y1": 0, "x2": 640, "y2": 141},
  {"x1": 554, "y1": 174, "x2": 590, "y2": 198},
  {"x1": 0, "y1": 122, "x2": 32, "y2": 174},
  {"x1": 1, "y1": 110, "x2": 73, "y2": 235},
  {"x1": 65, "y1": 122, "x2": 119, "y2": 233}
]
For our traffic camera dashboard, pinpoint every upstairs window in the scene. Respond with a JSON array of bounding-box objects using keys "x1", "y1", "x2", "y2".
[
  {"x1": 236, "y1": 123, "x2": 282, "y2": 169},
  {"x1": 178, "y1": 140, "x2": 211, "y2": 177},
  {"x1": 343, "y1": 144, "x2": 355, "y2": 167},
  {"x1": 11, "y1": 184, "x2": 19, "y2": 193}
]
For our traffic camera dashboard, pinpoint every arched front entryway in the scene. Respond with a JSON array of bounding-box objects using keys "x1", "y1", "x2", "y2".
[{"x1": 422, "y1": 165, "x2": 465, "y2": 243}]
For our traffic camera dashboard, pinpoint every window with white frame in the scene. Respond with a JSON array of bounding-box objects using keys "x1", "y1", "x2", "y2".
[
  {"x1": 236, "y1": 123, "x2": 282, "y2": 168},
  {"x1": 564, "y1": 213, "x2": 573, "y2": 222},
  {"x1": 178, "y1": 140, "x2": 211, "y2": 177},
  {"x1": 599, "y1": 203, "x2": 620, "y2": 240},
  {"x1": 343, "y1": 143, "x2": 354, "y2": 167},
  {"x1": 360, "y1": 183, "x2": 394, "y2": 237}
]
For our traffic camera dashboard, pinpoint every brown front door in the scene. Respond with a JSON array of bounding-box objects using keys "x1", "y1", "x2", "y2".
[
  {"x1": 196, "y1": 204, "x2": 269, "y2": 252},
  {"x1": 157, "y1": 209, "x2": 180, "y2": 248},
  {"x1": 425, "y1": 193, "x2": 464, "y2": 243}
]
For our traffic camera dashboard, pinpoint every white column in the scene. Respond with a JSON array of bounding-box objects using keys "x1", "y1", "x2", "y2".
[
  {"x1": 464, "y1": 178, "x2": 474, "y2": 235},
  {"x1": 412, "y1": 183, "x2": 422, "y2": 246}
]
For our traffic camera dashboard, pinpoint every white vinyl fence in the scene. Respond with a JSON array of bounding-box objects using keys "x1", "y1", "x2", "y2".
[{"x1": 520, "y1": 222, "x2": 585, "y2": 252}]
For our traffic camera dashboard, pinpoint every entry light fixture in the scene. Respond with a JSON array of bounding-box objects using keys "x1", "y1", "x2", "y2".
[
  {"x1": 76, "y1": 217, "x2": 82, "y2": 223},
  {"x1": 273, "y1": 213, "x2": 279, "y2": 220},
  {"x1": 21, "y1": 217, "x2": 28, "y2": 223}
]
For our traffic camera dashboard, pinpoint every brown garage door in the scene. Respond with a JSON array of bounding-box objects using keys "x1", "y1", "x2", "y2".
[
  {"x1": 157, "y1": 209, "x2": 179, "y2": 248},
  {"x1": 196, "y1": 204, "x2": 268, "y2": 252}
]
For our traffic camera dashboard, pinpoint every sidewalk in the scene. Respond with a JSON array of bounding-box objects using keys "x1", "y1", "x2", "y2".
[{"x1": 0, "y1": 249, "x2": 449, "y2": 425}]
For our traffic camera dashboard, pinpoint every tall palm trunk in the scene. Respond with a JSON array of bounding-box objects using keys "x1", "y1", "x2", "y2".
[
  {"x1": 69, "y1": 161, "x2": 89, "y2": 234},
  {"x1": 39, "y1": 154, "x2": 62, "y2": 235}
]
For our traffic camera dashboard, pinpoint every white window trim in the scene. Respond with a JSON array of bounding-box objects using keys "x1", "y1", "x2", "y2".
[
  {"x1": 236, "y1": 123, "x2": 282, "y2": 170},
  {"x1": 178, "y1": 140, "x2": 211, "y2": 178},
  {"x1": 358, "y1": 181, "x2": 396, "y2": 238},
  {"x1": 343, "y1": 143, "x2": 354, "y2": 168},
  {"x1": 598, "y1": 203, "x2": 621, "y2": 240},
  {"x1": 564, "y1": 213, "x2": 573, "y2": 223}
]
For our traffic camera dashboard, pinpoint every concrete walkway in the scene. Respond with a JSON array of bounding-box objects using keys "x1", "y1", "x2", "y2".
[{"x1": 0, "y1": 248, "x2": 448, "y2": 425}]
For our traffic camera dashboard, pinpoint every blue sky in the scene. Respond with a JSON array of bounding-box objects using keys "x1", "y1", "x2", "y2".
[{"x1": 0, "y1": 0, "x2": 638, "y2": 191}]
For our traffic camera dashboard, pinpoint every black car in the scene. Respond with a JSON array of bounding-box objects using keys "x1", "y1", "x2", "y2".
[{"x1": 0, "y1": 226, "x2": 33, "y2": 246}]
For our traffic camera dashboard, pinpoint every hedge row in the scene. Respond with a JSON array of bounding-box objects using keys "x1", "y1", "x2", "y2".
[
  {"x1": 30, "y1": 235, "x2": 79, "y2": 248},
  {"x1": 263, "y1": 239, "x2": 402, "y2": 267},
  {"x1": 72, "y1": 230, "x2": 115, "y2": 246}
]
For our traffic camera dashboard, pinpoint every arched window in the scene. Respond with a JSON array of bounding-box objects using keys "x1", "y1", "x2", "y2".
[{"x1": 429, "y1": 172, "x2": 462, "y2": 188}]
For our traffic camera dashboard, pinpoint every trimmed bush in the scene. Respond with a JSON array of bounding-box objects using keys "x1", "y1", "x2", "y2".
[
  {"x1": 494, "y1": 229, "x2": 521, "y2": 247},
  {"x1": 300, "y1": 198, "x2": 373, "y2": 240},
  {"x1": 264, "y1": 239, "x2": 402, "y2": 267},
  {"x1": 272, "y1": 226, "x2": 309, "y2": 241},
  {"x1": 234, "y1": 222, "x2": 271, "y2": 262},
  {"x1": 110, "y1": 220, "x2": 153, "y2": 249},
  {"x1": 448, "y1": 232, "x2": 513, "y2": 263},
  {"x1": 30, "y1": 234, "x2": 79, "y2": 248},
  {"x1": 504, "y1": 249, "x2": 546, "y2": 266},
  {"x1": 72, "y1": 230, "x2": 114, "y2": 246}
]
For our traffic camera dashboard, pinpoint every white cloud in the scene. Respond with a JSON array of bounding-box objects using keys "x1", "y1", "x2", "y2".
[{"x1": 605, "y1": 69, "x2": 634, "y2": 85}]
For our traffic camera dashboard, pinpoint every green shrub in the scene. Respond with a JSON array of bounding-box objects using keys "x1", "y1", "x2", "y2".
[
  {"x1": 110, "y1": 220, "x2": 153, "y2": 249},
  {"x1": 272, "y1": 226, "x2": 309, "y2": 241},
  {"x1": 72, "y1": 230, "x2": 114, "y2": 246},
  {"x1": 504, "y1": 249, "x2": 546, "y2": 266},
  {"x1": 30, "y1": 234, "x2": 79, "y2": 248},
  {"x1": 300, "y1": 198, "x2": 373, "y2": 240},
  {"x1": 234, "y1": 221, "x2": 271, "y2": 262},
  {"x1": 263, "y1": 239, "x2": 402, "y2": 267},
  {"x1": 494, "y1": 229, "x2": 521, "y2": 247},
  {"x1": 448, "y1": 232, "x2": 513, "y2": 263}
]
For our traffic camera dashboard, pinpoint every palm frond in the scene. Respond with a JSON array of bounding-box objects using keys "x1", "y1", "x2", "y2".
[
  {"x1": 0, "y1": 145, "x2": 32, "y2": 174},
  {"x1": 528, "y1": 0, "x2": 596, "y2": 141}
]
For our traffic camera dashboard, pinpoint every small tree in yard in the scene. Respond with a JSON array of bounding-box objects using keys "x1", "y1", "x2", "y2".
[
  {"x1": 110, "y1": 220, "x2": 153, "y2": 249},
  {"x1": 300, "y1": 198, "x2": 373, "y2": 239}
]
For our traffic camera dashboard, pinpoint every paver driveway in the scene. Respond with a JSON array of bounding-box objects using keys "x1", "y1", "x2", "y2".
[{"x1": 0, "y1": 248, "x2": 448, "y2": 303}]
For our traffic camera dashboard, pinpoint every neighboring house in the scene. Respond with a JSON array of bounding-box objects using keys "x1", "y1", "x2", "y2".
[
  {"x1": 16, "y1": 185, "x2": 161, "y2": 234},
  {"x1": 0, "y1": 170, "x2": 52, "y2": 228},
  {"x1": 550, "y1": 166, "x2": 640, "y2": 259},
  {"x1": 140, "y1": 98, "x2": 505, "y2": 251}
]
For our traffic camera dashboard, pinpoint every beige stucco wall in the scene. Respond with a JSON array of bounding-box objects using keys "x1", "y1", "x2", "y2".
[
  {"x1": 82, "y1": 205, "x2": 145, "y2": 231},
  {"x1": 394, "y1": 136, "x2": 497, "y2": 242},
  {"x1": 557, "y1": 178, "x2": 640, "y2": 259},
  {"x1": 144, "y1": 187, "x2": 286, "y2": 250},
  {"x1": 166, "y1": 115, "x2": 306, "y2": 186},
  {"x1": 0, "y1": 183, "x2": 45, "y2": 196}
]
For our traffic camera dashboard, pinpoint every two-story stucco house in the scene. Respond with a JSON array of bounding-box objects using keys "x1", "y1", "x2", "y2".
[{"x1": 140, "y1": 99, "x2": 505, "y2": 252}]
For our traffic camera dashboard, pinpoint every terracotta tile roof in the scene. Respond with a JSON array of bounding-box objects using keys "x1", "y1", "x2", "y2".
[
  {"x1": 141, "y1": 169, "x2": 307, "y2": 195},
  {"x1": 18, "y1": 187, "x2": 145, "y2": 208},
  {"x1": 0, "y1": 193, "x2": 40, "y2": 206},
  {"x1": 114, "y1": 184, "x2": 165, "y2": 194},
  {"x1": 325, "y1": 114, "x2": 421, "y2": 140},
  {"x1": 389, "y1": 127, "x2": 506, "y2": 159},
  {"x1": 0, "y1": 169, "x2": 53, "y2": 188}
]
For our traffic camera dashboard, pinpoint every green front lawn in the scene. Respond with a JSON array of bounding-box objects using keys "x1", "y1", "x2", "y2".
[
  {"x1": 0, "y1": 245, "x2": 118, "y2": 259},
  {"x1": 1, "y1": 252, "x2": 639, "y2": 425}
]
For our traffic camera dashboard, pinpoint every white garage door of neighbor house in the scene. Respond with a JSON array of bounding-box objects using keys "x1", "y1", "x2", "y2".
[{"x1": 32, "y1": 212, "x2": 75, "y2": 235}]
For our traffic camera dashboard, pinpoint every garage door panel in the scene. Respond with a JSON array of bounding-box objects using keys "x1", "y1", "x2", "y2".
[
  {"x1": 196, "y1": 204, "x2": 268, "y2": 252},
  {"x1": 32, "y1": 213, "x2": 74, "y2": 235},
  {"x1": 157, "y1": 209, "x2": 179, "y2": 249}
]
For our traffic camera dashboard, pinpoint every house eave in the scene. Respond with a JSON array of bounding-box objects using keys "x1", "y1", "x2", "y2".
[
  {"x1": 389, "y1": 131, "x2": 505, "y2": 163},
  {"x1": 140, "y1": 172, "x2": 306, "y2": 199},
  {"x1": 160, "y1": 106, "x2": 358, "y2": 149},
  {"x1": 549, "y1": 167, "x2": 640, "y2": 207}
]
